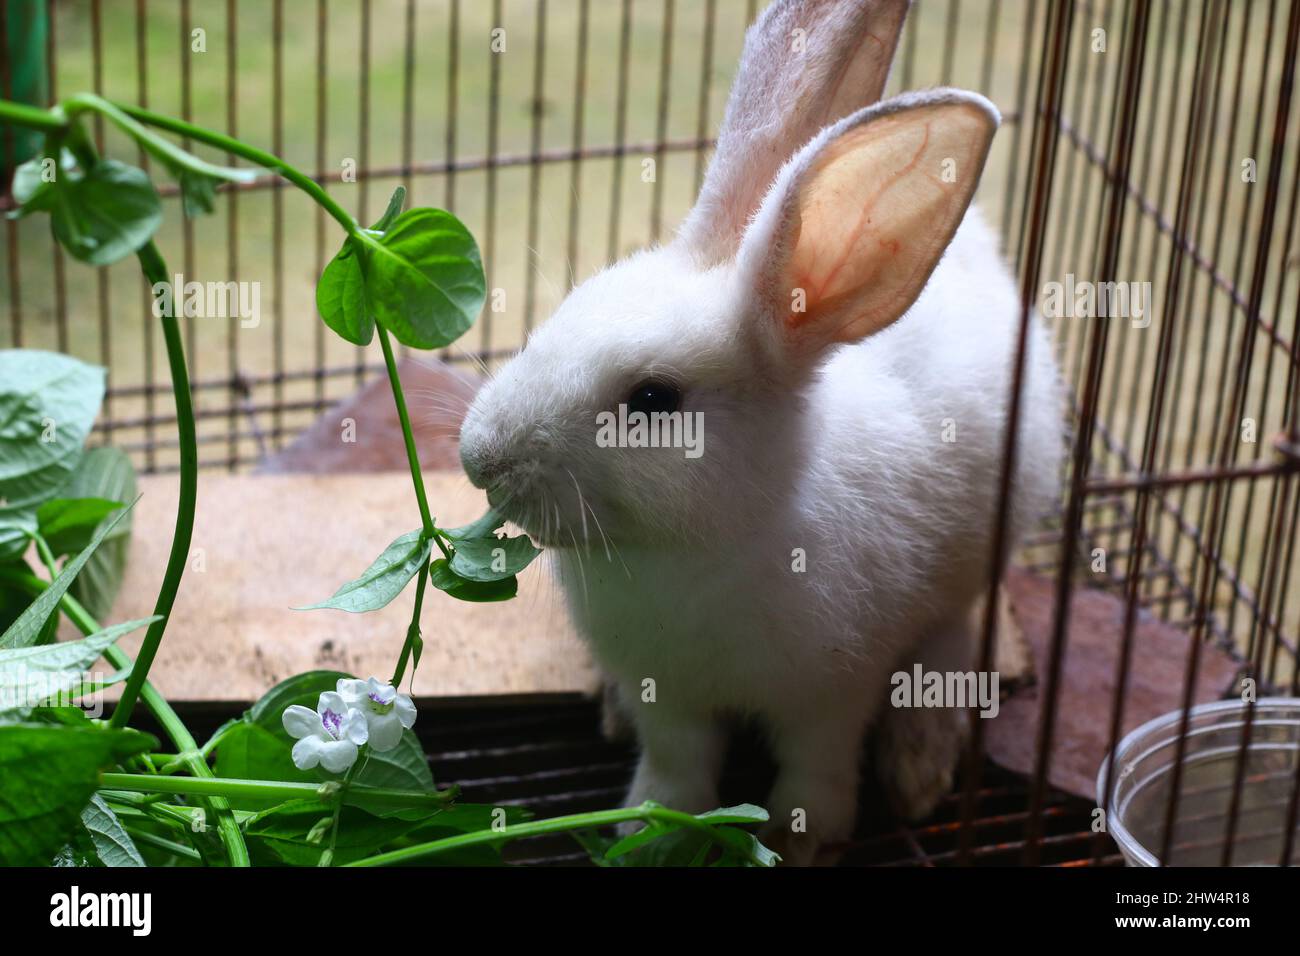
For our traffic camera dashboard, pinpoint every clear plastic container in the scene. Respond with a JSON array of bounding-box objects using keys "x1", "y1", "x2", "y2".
[{"x1": 1098, "y1": 697, "x2": 1300, "y2": 866}]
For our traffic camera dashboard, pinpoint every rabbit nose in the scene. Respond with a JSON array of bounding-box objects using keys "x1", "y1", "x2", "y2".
[{"x1": 461, "y1": 445, "x2": 511, "y2": 489}]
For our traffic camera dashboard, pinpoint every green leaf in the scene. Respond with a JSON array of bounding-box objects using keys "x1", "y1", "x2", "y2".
[
  {"x1": 569, "y1": 827, "x2": 617, "y2": 866},
  {"x1": 371, "y1": 186, "x2": 407, "y2": 233},
  {"x1": 0, "y1": 705, "x2": 95, "y2": 728},
  {"x1": 247, "y1": 670, "x2": 349, "y2": 729},
  {"x1": 244, "y1": 799, "x2": 422, "y2": 866},
  {"x1": 694, "y1": 803, "x2": 770, "y2": 825},
  {"x1": 605, "y1": 819, "x2": 675, "y2": 860},
  {"x1": 213, "y1": 723, "x2": 318, "y2": 810},
  {"x1": 9, "y1": 150, "x2": 100, "y2": 223},
  {"x1": 62, "y1": 447, "x2": 137, "y2": 621},
  {"x1": 603, "y1": 804, "x2": 778, "y2": 867},
  {"x1": 0, "y1": 350, "x2": 106, "y2": 561},
  {"x1": 10, "y1": 156, "x2": 55, "y2": 209},
  {"x1": 46, "y1": 158, "x2": 163, "y2": 266},
  {"x1": 607, "y1": 826, "x2": 712, "y2": 867},
  {"x1": 296, "y1": 530, "x2": 431, "y2": 613},
  {"x1": 179, "y1": 169, "x2": 219, "y2": 218},
  {"x1": 0, "y1": 515, "x2": 38, "y2": 563},
  {"x1": 441, "y1": 506, "x2": 540, "y2": 582},
  {"x1": 428, "y1": 558, "x2": 518, "y2": 603},
  {"x1": 441, "y1": 509, "x2": 509, "y2": 543},
  {"x1": 51, "y1": 824, "x2": 102, "y2": 867},
  {"x1": 314, "y1": 186, "x2": 407, "y2": 347},
  {"x1": 316, "y1": 239, "x2": 374, "y2": 346},
  {"x1": 0, "y1": 722, "x2": 155, "y2": 866},
  {"x1": 0, "y1": 503, "x2": 134, "y2": 650},
  {"x1": 0, "y1": 617, "x2": 158, "y2": 707},
  {"x1": 75, "y1": 794, "x2": 145, "y2": 866},
  {"x1": 449, "y1": 533, "x2": 541, "y2": 583},
  {"x1": 349, "y1": 732, "x2": 435, "y2": 814},
  {"x1": 709, "y1": 825, "x2": 780, "y2": 867},
  {"x1": 356, "y1": 208, "x2": 486, "y2": 350},
  {"x1": 37, "y1": 497, "x2": 123, "y2": 558}
]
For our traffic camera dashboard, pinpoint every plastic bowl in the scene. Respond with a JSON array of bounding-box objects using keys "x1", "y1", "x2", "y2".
[{"x1": 1098, "y1": 697, "x2": 1300, "y2": 866}]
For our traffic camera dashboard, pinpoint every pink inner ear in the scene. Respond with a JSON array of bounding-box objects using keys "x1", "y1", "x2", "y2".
[
  {"x1": 777, "y1": 101, "x2": 994, "y2": 347},
  {"x1": 785, "y1": 122, "x2": 932, "y2": 331}
]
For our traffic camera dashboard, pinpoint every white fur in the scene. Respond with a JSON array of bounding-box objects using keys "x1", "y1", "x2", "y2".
[{"x1": 458, "y1": 1, "x2": 1065, "y2": 865}]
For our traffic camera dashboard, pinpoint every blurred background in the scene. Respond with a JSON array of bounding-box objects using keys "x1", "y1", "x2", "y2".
[{"x1": 2, "y1": 0, "x2": 1044, "y2": 472}]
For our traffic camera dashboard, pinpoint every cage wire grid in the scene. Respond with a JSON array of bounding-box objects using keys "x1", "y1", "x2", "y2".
[{"x1": 2, "y1": 0, "x2": 1300, "y2": 866}]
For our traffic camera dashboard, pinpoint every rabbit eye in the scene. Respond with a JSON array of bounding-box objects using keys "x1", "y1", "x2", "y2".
[{"x1": 626, "y1": 379, "x2": 681, "y2": 416}]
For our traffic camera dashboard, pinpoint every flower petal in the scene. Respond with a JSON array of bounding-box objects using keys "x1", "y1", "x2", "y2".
[
  {"x1": 336, "y1": 678, "x2": 368, "y2": 706},
  {"x1": 282, "y1": 705, "x2": 321, "y2": 741},
  {"x1": 394, "y1": 694, "x2": 417, "y2": 730},
  {"x1": 365, "y1": 677, "x2": 396, "y2": 706},
  {"x1": 366, "y1": 713, "x2": 404, "y2": 752},
  {"x1": 318, "y1": 690, "x2": 348, "y2": 717},
  {"x1": 291, "y1": 735, "x2": 325, "y2": 770},
  {"x1": 340, "y1": 707, "x2": 370, "y2": 746},
  {"x1": 317, "y1": 739, "x2": 359, "y2": 774}
]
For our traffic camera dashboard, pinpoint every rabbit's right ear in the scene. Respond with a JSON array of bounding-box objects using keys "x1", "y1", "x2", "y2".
[
  {"x1": 736, "y1": 90, "x2": 999, "y2": 366},
  {"x1": 677, "y1": 0, "x2": 910, "y2": 267}
]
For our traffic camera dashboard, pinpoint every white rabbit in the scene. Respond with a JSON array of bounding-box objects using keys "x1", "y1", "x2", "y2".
[{"x1": 458, "y1": 0, "x2": 1064, "y2": 865}]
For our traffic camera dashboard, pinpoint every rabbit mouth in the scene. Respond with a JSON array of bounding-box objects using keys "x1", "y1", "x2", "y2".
[
  {"x1": 484, "y1": 485, "x2": 557, "y2": 546},
  {"x1": 484, "y1": 480, "x2": 600, "y2": 552}
]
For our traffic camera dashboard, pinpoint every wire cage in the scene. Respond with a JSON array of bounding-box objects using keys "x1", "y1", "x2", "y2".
[{"x1": 2, "y1": 0, "x2": 1299, "y2": 866}]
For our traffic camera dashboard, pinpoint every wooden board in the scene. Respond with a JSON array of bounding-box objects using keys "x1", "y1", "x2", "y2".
[
  {"x1": 985, "y1": 567, "x2": 1244, "y2": 800},
  {"x1": 100, "y1": 471, "x2": 598, "y2": 701}
]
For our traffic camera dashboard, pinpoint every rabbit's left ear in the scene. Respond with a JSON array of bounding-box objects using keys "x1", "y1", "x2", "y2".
[{"x1": 738, "y1": 89, "x2": 999, "y2": 362}]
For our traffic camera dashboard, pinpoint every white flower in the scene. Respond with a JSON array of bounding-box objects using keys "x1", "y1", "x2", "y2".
[
  {"x1": 282, "y1": 691, "x2": 369, "y2": 773},
  {"x1": 337, "y1": 677, "x2": 417, "y2": 752}
]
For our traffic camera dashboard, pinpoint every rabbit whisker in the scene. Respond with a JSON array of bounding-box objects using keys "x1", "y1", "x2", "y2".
[{"x1": 567, "y1": 525, "x2": 590, "y2": 607}]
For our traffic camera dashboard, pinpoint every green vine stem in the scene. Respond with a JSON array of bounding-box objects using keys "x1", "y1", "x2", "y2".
[
  {"x1": 0, "y1": 565, "x2": 250, "y2": 867},
  {"x1": 0, "y1": 101, "x2": 202, "y2": 739},
  {"x1": 376, "y1": 324, "x2": 450, "y2": 686},
  {"x1": 114, "y1": 98, "x2": 455, "y2": 689},
  {"x1": 78, "y1": 97, "x2": 361, "y2": 239},
  {"x1": 99, "y1": 772, "x2": 456, "y2": 811},
  {"x1": 0, "y1": 99, "x2": 67, "y2": 131},
  {"x1": 109, "y1": 240, "x2": 195, "y2": 732},
  {"x1": 377, "y1": 325, "x2": 436, "y2": 540},
  {"x1": 3, "y1": 95, "x2": 447, "y2": 691},
  {"x1": 346, "y1": 803, "x2": 772, "y2": 868},
  {"x1": 392, "y1": 562, "x2": 429, "y2": 688},
  {"x1": 0, "y1": 93, "x2": 238, "y2": 857},
  {"x1": 0, "y1": 96, "x2": 480, "y2": 863}
]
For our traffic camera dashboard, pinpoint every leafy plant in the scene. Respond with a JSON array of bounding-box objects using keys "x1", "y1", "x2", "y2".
[{"x1": 0, "y1": 92, "x2": 776, "y2": 868}]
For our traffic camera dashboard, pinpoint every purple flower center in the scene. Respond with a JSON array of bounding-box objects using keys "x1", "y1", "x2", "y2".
[
  {"x1": 321, "y1": 708, "x2": 344, "y2": 740},
  {"x1": 368, "y1": 691, "x2": 388, "y2": 704}
]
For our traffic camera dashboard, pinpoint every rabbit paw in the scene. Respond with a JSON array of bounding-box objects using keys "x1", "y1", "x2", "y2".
[
  {"x1": 875, "y1": 704, "x2": 967, "y2": 821},
  {"x1": 757, "y1": 821, "x2": 847, "y2": 867},
  {"x1": 760, "y1": 772, "x2": 858, "y2": 866},
  {"x1": 599, "y1": 680, "x2": 636, "y2": 742},
  {"x1": 618, "y1": 753, "x2": 718, "y2": 836}
]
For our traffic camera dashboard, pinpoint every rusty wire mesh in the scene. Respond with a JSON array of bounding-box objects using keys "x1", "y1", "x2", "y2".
[{"x1": 2, "y1": 0, "x2": 1299, "y2": 866}]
